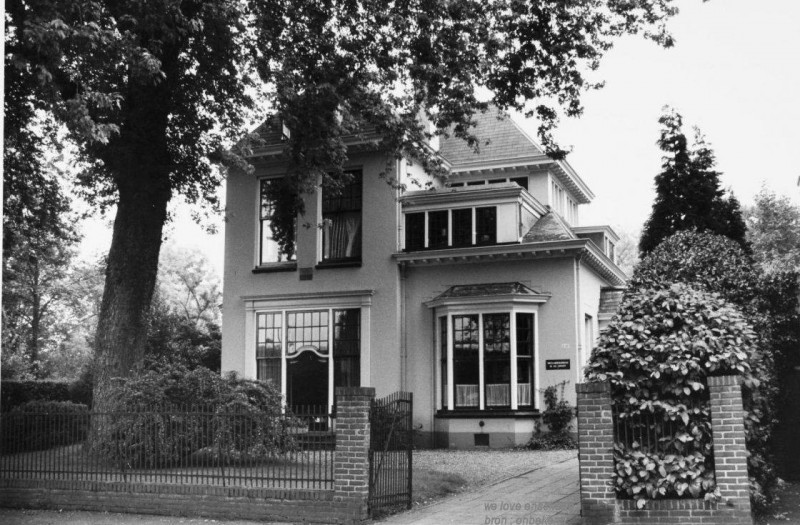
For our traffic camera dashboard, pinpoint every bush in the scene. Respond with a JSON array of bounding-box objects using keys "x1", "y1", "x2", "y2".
[
  {"x1": 2, "y1": 400, "x2": 89, "y2": 453},
  {"x1": 1, "y1": 374, "x2": 94, "y2": 411},
  {"x1": 586, "y1": 283, "x2": 756, "y2": 506},
  {"x1": 95, "y1": 364, "x2": 295, "y2": 468},
  {"x1": 625, "y1": 230, "x2": 780, "y2": 511},
  {"x1": 525, "y1": 383, "x2": 576, "y2": 450}
]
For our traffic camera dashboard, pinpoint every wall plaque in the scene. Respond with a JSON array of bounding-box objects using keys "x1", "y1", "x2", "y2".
[{"x1": 545, "y1": 359, "x2": 570, "y2": 370}]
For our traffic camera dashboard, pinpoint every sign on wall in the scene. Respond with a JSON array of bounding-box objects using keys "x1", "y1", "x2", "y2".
[{"x1": 545, "y1": 359, "x2": 570, "y2": 370}]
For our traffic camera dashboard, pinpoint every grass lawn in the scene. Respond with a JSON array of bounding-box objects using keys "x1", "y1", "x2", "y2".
[{"x1": 757, "y1": 480, "x2": 800, "y2": 524}]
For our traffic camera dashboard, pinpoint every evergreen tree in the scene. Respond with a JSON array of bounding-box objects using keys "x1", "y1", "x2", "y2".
[{"x1": 639, "y1": 108, "x2": 747, "y2": 254}]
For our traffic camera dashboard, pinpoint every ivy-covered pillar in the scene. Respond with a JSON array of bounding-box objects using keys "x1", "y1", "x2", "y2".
[
  {"x1": 576, "y1": 382, "x2": 615, "y2": 525},
  {"x1": 708, "y1": 375, "x2": 752, "y2": 517}
]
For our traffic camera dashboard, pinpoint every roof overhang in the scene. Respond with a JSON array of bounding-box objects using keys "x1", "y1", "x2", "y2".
[
  {"x1": 446, "y1": 154, "x2": 594, "y2": 204},
  {"x1": 572, "y1": 225, "x2": 621, "y2": 243},
  {"x1": 425, "y1": 292, "x2": 551, "y2": 309},
  {"x1": 400, "y1": 183, "x2": 547, "y2": 216},
  {"x1": 394, "y1": 239, "x2": 627, "y2": 286}
]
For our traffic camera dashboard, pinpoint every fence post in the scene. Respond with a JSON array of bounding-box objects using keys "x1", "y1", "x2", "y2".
[
  {"x1": 708, "y1": 375, "x2": 752, "y2": 517},
  {"x1": 576, "y1": 382, "x2": 615, "y2": 525},
  {"x1": 334, "y1": 386, "x2": 375, "y2": 524}
]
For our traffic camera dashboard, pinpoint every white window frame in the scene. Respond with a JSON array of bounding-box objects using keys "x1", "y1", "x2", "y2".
[
  {"x1": 256, "y1": 175, "x2": 296, "y2": 267},
  {"x1": 244, "y1": 291, "x2": 373, "y2": 412},
  {"x1": 434, "y1": 303, "x2": 541, "y2": 411}
]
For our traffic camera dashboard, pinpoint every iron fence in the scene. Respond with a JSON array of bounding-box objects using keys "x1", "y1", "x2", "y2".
[
  {"x1": 0, "y1": 405, "x2": 334, "y2": 489},
  {"x1": 611, "y1": 399, "x2": 709, "y2": 454}
]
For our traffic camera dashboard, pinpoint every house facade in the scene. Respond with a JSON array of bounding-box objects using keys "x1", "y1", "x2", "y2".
[{"x1": 221, "y1": 111, "x2": 626, "y2": 448}]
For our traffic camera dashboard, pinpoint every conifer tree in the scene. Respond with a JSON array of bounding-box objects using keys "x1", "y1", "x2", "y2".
[{"x1": 639, "y1": 107, "x2": 747, "y2": 254}]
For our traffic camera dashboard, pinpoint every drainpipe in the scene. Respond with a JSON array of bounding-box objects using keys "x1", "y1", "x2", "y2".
[
  {"x1": 397, "y1": 158, "x2": 408, "y2": 391},
  {"x1": 574, "y1": 253, "x2": 583, "y2": 385}
]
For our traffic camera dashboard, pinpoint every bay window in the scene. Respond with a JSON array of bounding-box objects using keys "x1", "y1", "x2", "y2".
[{"x1": 438, "y1": 311, "x2": 537, "y2": 411}]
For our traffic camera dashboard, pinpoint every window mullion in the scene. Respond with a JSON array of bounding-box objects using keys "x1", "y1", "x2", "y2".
[
  {"x1": 328, "y1": 308, "x2": 334, "y2": 412},
  {"x1": 424, "y1": 212, "x2": 429, "y2": 248},
  {"x1": 447, "y1": 209, "x2": 452, "y2": 247},
  {"x1": 510, "y1": 312, "x2": 518, "y2": 410},
  {"x1": 478, "y1": 314, "x2": 485, "y2": 411},
  {"x1": 447, "y1": 313, "x2": 454, "y2": 410},
  {"x1": 281, "y1": 311, "x2": 287, "y2": 414},
  {"x1": 471, "y1": 208, "x2": 476, "y2": 245}
]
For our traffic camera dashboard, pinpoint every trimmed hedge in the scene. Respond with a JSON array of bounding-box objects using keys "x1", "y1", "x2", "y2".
[
  {"x1": 2, "y1": 400, "x2": 89, "y2": 453},
  {"x1": 1, "y1": 380, "x2": 91, "y2": 411}
]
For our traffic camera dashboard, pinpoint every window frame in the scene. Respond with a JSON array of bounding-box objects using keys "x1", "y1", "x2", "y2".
[
  {"x1": 254, "y1": 306, "x2": 362, "y2": 411},
  {"x1": 258, "y1": 176, "x2": 297, "y2": 267},
  {"x1": 435, "y1": 306, "x2": 539, "y2": 412},
  {"x1": 321, "y1": 170, "x2": 363, "y2": 263}
]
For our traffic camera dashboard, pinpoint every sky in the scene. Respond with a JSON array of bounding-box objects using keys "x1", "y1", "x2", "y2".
[{"x1": 79, "y1": 0, "x2": 800, "y2": 270}]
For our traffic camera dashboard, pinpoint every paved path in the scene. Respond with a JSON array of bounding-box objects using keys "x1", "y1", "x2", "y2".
[{"x1": 377, "y1": 456, "x2": 581, "y2": 525}]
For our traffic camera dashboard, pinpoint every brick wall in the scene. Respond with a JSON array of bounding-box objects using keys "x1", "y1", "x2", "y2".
[
  {"x1": 575, "y1": 382, "x2": 615, "y2": 525},
  {"x1": 575, "y1": 376, "x2": 753, "y2": 525},
  {"x1": 0, "y1": 387, "x2": 377, "y2": 524}
]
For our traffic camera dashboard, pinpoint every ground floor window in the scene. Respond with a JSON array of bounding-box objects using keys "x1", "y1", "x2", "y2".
[
  {"x1": 256, "y1": 308, "x2": 360, "y2": 409},
  {"x1": 440, "y1": 312, "x2": 535, "y2": 411}
]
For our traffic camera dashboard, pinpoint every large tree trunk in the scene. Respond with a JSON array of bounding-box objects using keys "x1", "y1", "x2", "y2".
[
  {"x1": 91, "y1": 171, "x2": 171, "y2": 413},
  {"x1": 29, "y1": 258, "x2": 41, "y2": 374}
]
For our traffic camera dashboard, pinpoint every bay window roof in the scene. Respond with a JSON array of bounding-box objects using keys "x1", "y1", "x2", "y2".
[{"x1": 426, "y1": 282, "x2": 550, "y2": 309}]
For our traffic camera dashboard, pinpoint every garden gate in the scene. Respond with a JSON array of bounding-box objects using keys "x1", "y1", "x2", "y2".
[{"x1": 368, "y1": 391, "x2": 413, "y2": 517}]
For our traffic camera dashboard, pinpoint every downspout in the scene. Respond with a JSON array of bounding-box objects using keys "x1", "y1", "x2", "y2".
[
  {"x1": 397, "y1": 158, "x2": 408, "y2": 391},
  {"x1": 574, "y1": 253, "x2": 583, "y2": 385}
]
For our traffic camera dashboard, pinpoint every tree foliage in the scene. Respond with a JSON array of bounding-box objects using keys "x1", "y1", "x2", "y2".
[
  {"x1": 5, "y1": 0, "x2": 684, "y2": 405},
  {"x1": 639, "y1": 108, "x2": 747, "y2": 254},
  {"x1": 745, "y1": 186, "x2": 800, "y2": 275}
]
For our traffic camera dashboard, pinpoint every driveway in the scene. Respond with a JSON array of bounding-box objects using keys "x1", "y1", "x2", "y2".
[{"x1": 376, "y1": 456, "x2": 581, "y2": 525}]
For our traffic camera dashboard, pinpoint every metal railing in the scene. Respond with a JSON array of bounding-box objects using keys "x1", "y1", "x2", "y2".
[
  {"x1": 611, "y1": 399, "x2": 709, "y2": 454},
  {"x1": 0, "y1": 405, "x2": 334, "y2": 489}
]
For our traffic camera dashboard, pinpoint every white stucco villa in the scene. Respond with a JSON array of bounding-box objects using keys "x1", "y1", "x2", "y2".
[{"x1": 221, "y1": 111, "x2": 626, "y2": 448}]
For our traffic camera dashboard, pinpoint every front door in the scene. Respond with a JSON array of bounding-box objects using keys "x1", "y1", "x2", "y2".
[{"x1": 287, "y1": 351, "x2": 328, "y2": 410}]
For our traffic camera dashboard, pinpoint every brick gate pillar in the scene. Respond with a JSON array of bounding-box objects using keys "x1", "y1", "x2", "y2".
[
  {"x1": 576, "y1": 382, "x2": 615, "y2": 525},
  {"x1": 708, "y1": 375, "x2": 752, "y2": 517},
  {"x1": 333, "y1": 386, "x2": 375, "y2": 523}
]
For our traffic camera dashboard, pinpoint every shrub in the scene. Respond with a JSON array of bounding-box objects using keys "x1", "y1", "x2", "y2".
[
  {"x1": 95, "y1": 364, "x2": 295, "y2": 468},
  {"x1": 2, "y1": 400, "x2": 89, "y2": 453},
  {"x1": 525, "y1": 383, "x2": 576, "y2": 450},
  {"x1": 2, "y1": 380, "x2": 73, "y2": 411},
  {"x1": 586, "y1": 283, "x2": 756, "y2": 506},
  {"x1": 630, "y1": 230, "x2": 759, "y2": 308},
  {"x1": 625, "y1": 230, "x2": 780, "y2": 510}
]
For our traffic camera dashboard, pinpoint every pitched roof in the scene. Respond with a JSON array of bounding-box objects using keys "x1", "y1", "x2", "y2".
[
  {"x1": 438, "y1": 109, "x2": 543, "y2": 167},
  {"x1": 434, "y1": 282, "x2": 544, "y2": 300},
  {"x1": 522, "y1": 212, "x2": 577, "y2": 243}
]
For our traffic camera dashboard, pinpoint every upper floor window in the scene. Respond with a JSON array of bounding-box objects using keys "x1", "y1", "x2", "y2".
[
  {"x1": 550, "y1": 178, "x2": 578, "y2": 225},
  {"x1": 260, "y1": 178, "x2": 296, "y2": 264},
  {"x1": 405, "y1": 206, "x2": 496, "y2": 251},
  {"x1": 322, "y1": 171, "x2": 362, "y2": 261}
]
